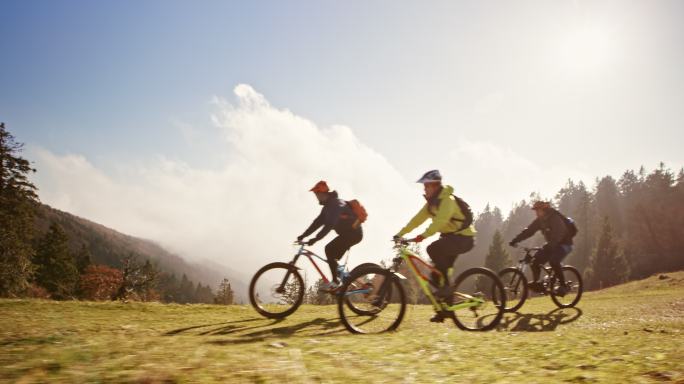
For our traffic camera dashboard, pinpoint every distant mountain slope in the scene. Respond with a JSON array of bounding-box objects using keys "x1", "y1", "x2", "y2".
[{"x1": 34, "y1": 204, "x2": 249, "y2": 302}]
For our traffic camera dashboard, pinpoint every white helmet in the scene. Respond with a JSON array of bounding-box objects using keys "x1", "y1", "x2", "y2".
[{"x1": 416, "y1": 169, "x2": 442, "y2": 183}]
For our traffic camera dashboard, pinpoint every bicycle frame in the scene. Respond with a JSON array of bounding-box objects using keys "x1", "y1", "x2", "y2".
[
  {"x1": 514, "y1": 247, "x2": 559, "y2": 293},
  {"x1": 281, "y1": 244, "x2": 334, "y2": 288},
  {"x1": 392, "y1": 243, "x2": 484, "y2": 313}
]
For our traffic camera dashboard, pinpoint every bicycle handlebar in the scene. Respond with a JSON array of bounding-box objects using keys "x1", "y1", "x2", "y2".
[
  {"x1": 517, "y1": 246, "x2": 542, "y2": 263},
  {"x1": 392, "y1": 237, "x2": 414, "y2": 247}
]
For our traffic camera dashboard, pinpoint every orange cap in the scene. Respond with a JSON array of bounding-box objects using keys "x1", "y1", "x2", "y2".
[{"x1": 309, "y1": 181, "x2": 330, "y2": 193}]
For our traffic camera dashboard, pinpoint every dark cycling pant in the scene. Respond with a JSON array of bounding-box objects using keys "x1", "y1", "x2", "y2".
[
  {"x1": 532, "y1": 243, "x2": 572, "y2": 284},
  {"x1": 426, "y1": 233, "x2": 474, "y2": 284},
  {"x1": 325, "y1": 228, "x2": 363, "y2": 282}
]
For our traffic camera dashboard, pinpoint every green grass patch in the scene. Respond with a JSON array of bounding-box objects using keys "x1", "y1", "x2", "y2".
[{"x1": 1, "y1": 272, "x2": 683, "y2": 383}]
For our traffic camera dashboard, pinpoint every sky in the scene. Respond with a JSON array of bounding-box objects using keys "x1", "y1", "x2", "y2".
[{"x1": 1, "y1": 1, "x2": 683, "y2": 274}]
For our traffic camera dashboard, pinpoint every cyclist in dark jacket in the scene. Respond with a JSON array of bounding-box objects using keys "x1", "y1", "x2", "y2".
[
  {"x1": 509, "y1": 201, "x2": 573, "y2": 295},
  {"x1": 297, "y1": 181, "x2": 363, "y2": 289}
]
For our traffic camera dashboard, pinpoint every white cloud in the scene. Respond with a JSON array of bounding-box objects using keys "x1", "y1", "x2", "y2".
[
  {"x1": 31, "y1": 84, "x2": 419, "y2": 287},
  {"x1": 30, "y1": 85, "x2": 600, "y2": 293},
  {"x1": 444, "y1": 139, "x2": 591, "y2": 213}
]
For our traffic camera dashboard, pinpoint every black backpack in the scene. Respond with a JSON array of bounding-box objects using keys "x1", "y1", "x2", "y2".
[
  {"x1": 451, "y1": 194, "x2": 473, "y2": 231},
  {"x1": 552, "y1": 209, "x2": 578, "y2": 240}
]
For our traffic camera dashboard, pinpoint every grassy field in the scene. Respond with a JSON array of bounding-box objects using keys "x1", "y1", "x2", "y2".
[{"x1": 1, "y1": 272, "x2": 683, "y2": 383}]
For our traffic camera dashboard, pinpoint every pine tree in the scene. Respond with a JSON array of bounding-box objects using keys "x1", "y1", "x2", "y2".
[
  {"x1": 0, "y1": 122, "x2": 38, "y2": 296},
  {"x1": 555, "y1": 179, "x2": 593, "y2": 273},
  {"x1": 72, "y1": 244, "x2": 92, "y2": 298},
  {"x1": 585, "y1": 218, "x2": 630, "y2": 289},
  {"x1": 618, "y1": 169, "x2": 647, "y2": 277},
  {"x1": 198, "y1": 284, "x2": 214, "y2": 304},
  {"x1": 594, "y1": 176, "x2": 623, "y2": 235},
  {"x1": 194, "y1": 282, "x2": 214, "y2": 304},
  {"x1": 33, "y1": 223, "x2": 79, "y2": 299},
  {"x1": 158, "y1": 273, "x2": 180, "y2": 303},
  {"x1": 484, "y1": 231, "x2": 511, "y2": 273},
  {"x1": 214, "y1": 278, "x2": 234, "y2": 305},
  {"x1": 138, "y1": 260, "x2": 160, "y2": 301},
  {"x1": 178, "y1": 274, "x2": 195, "y2": 303},
  {"x1": 462, "y1": 204, "x2": 504, "y2": 272},
  {"x1": 194, "y1": 282, "x2": 204, "y2": 303},
  {"x1": 502, "y1": 200, "x2": 538, "y2": 253},
  {"x1": 75, "y1": 244, "x2": 92, "y2": 274}
]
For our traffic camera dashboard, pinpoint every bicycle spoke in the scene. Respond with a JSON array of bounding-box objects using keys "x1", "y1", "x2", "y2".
[
  {"x1": 450, "y1": 268, "x2": 505, "y2": 331},
  {"x1": 498, "y1": 268, "x2": 528, "y2": 312},
  {"x1": 550, "y1": 266, "x2": 583, "y2": 308},
  {"x1": 338, "y1": 266, "x2": 406, "y2": 334},
  {"x1": 249, "y1": 264, "x2": 304, "y2": 319}
]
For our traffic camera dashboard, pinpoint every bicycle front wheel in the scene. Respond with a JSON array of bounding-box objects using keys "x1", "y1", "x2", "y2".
[
  {"x1": 550, "y1": 266, "x2": 583, "y2": 308},
  {"x1": 345, "y1": 262, "x2": 386, "y2": 316},
  {"x1": 498, "y1": 267, "x2": 528, "y2": 312},
  {"x1": 450, "y1": 267, "x2": 505, "y2": 331},
  {"x1": 337, "y1": 266, "x2": 406, "y2": 334},
  {"x1": 249, "y1": 262, "x2": 304, "y2": 319}
]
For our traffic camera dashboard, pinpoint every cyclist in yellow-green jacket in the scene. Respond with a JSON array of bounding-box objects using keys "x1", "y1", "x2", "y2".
[{"x1": 394, "y1": 170, "x2": 476, "y2": 321}]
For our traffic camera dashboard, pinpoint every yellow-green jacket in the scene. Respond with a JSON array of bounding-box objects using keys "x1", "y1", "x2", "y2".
[{"x1": 396, "y1": 185, "x2": 476, "y2": 238}]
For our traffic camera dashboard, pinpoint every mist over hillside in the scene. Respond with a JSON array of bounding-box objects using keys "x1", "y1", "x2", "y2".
[{"x1": 34, "y1": 204, "x2": 249, "y2": 301}]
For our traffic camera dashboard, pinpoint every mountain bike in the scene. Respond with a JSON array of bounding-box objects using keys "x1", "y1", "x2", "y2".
[
  {"x1": 337, "y1": 238, "x2": 506, "y2": 334},
  {"x1": 498, "y1": 246, "x2": 583, "y2": 312},
  {"x1": 249, "y1": 242, "x2": 380, "y2": 319}
]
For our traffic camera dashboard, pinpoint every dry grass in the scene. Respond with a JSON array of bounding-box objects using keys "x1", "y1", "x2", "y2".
[{"x1": 1, "y1": 272, "x2": 683, "y2": 383}]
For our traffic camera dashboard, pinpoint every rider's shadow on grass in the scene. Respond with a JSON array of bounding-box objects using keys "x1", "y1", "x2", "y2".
[
  {"x1": 163, "y1": 317, "x2": 277, "y2": 336},
  {"x1": 242, "y1": 317, "x2": 340, "y2": 338},
  {"x1": 206, "y1": 317, "x2": 342, "y2": 346},
  {"x1": 497, "y1": 307, "x2": 583, "y2": 332}
]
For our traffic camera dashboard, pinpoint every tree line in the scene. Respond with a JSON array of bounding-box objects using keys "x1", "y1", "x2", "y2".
[
  {"x1": 475, "y1": 163, "x2": 683, "y2": 291},
  {"x1": 393, "y1": 164, "x2": 682, "y2": 303},
  {"x1": 0, "y1": 123, "x2": 236, "y2": 304},
  {"x1": 2, "y1": 121, "x2": 682, "y2": 302},
  {"x1": 296, "y1": 162, "x2": 683, "y2": 302}
]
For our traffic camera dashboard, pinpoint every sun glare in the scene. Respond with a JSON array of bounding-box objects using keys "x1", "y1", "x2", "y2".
[{"x1": 558, "y1": 25, "x2": 616, "y2": 73}]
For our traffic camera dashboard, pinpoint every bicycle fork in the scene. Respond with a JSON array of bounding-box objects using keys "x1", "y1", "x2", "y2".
[{"x1": 277, "y1": 255, "x2": 301, "y2": 293}]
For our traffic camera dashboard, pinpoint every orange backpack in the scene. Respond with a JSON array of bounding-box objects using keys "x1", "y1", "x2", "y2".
[{"x1": 347, "y1": 199, "x2": 367, "y2": 228}]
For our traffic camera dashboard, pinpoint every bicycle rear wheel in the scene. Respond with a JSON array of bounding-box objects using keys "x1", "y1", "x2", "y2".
[
  {"x1": 249, "y1": 262, "x2": 304, "y2": 319},
  {"x1": 450, "y1": 267, "x2": 505, "y2": 331},
  {"x1": 349, "y1": 262, "x2": 381, "y2": 275},
  {"x1": 498, "y1": 267, "x2": 528, "y2": 312},
  {"x1": 337, "y1": 266, "x2": 406, "y2": 334},
  {"x1": 550, "y1": 266, "x2": 583, "y2": 308}
]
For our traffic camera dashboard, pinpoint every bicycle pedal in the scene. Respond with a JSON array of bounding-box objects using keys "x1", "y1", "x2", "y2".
[{"x1": 430, "y1": 310, "x2": 453, "y2": 323}]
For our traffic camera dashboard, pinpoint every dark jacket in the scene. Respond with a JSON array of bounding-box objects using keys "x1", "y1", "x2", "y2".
[
  {"x1": 511, "y1": 209, "x2": 572, "y2": 247},
  {"x1": 300, "y1": 191, "x2": 358, "y2": 241}
]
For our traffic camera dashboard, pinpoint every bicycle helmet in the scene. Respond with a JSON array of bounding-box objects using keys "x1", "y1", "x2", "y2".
[
  {"x1": 531, "y1": 200, "x2": 552, "y2": 210},
  {"x1": 416, "y1": 169, "x2": 442, "y2": 183},
  {"x1": 309, "y1": 180, "x2": 330, "y2": 193}
]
